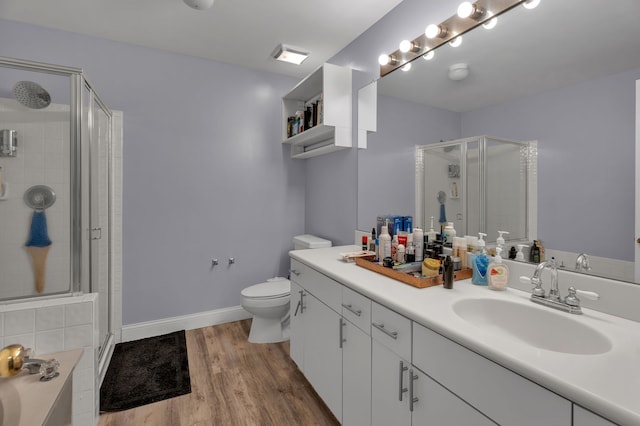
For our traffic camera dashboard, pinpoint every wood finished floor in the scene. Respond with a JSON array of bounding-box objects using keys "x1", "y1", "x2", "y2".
[{"x1": 98, "y1": 320, "x2": 339, "y2": 426}]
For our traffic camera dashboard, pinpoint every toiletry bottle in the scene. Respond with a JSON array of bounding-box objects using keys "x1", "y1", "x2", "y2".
[
  {"x1": 425, "y1": 216, "x2": 438, "y2": 245},
  {"x1": 516, "y1": 244, "x2": 526, "y2": 261},
  {"x1": 375, "y1": 238, "x2": 380, "y2": 261},
  {"x1": 397, "y1": 243, "x2": 405, "y2": 263},
  {"x1": 413, "y1": 228, "x2": 424, "y2": 262},
  {"x1": 488, "y1": 248, "x2": 510, "y2": 291},
  {"x1": 496, "y1": 231, "x2": 509, "y2": 251},
  {"x1": 362, "y1": 236, "x2": 368, "y2": 251},
  {"x1": 444, "y1": 222, "x2": 456, "y2": 245},
  {"x1": 538, "y1": 240, "x2": 545, "y2": 261},
  {"x1": 529, "y1": 240, "x2": 540, "y2": 263},
  {"x1": 442, "y1": 255, "x2": 454, "y2": 289},
  {"x1": 370, "y1": 227, "x2": 377, "y2": 251},
  {"x1": 471, "y1": 233, "x2": 489, "y2": 286},
  {"x1": 391, "y1": 234, "x2": 399, "y2": 262},
  {"x1": 379, "y1": 221, "x2": 392, "y2": 262},
  {"x1": 508, "y1": 246, "x2": 517, "y2": 260}
]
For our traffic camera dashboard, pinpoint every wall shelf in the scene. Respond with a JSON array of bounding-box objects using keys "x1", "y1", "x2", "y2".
[{"x1": 282, "y1": 63, "x2": 352, "y2": 159}]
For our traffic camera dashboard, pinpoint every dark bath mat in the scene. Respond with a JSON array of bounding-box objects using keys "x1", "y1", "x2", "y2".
[{"x1": 100, "y1": 330, "x2": 191, "y2": 412}]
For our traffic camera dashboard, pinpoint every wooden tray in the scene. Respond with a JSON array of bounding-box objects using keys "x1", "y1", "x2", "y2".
[{"x1": 354, "y1": 257, "x2": 473, "y2": 289}]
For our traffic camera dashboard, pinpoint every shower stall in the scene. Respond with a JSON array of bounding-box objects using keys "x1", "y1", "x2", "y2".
[{"x1": 0, "y1": 56, "x2": 119, "y2": 381}]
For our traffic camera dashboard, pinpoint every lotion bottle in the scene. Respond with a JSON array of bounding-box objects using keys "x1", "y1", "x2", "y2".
[
  {"x1": 496, "y1": 231, "x2": 509, "y2": 251},
  {"x1": 425, "y1": 216, "x2": 438, "y2": 243},
  {"x1": 379, "y1": 220, "x2": 392, "y2": 262},
  {"x1": 515, "y1": 244, "x2": 526, "y2": 261},
  {"x1": 488, "y1": 247, "x2": 510, "y2": 291}
]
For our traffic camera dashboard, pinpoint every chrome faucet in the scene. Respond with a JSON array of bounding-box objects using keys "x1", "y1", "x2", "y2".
[
  {"x1": 520, "y1": 258, "x2": 600, "y2": 314},
  {"x1": 531, "y1": 258, "x2": 560, "y2": 302},
  {"x1": 575, "y1": 253, "x2": 591, "y2": 273}
]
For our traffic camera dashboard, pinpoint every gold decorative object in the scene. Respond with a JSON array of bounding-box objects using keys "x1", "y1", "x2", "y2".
[{"x1": 0, "y1": 344, "x2": 27, "y2": 377}]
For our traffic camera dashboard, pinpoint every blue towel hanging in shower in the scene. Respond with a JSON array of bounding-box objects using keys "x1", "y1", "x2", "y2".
[{"x1": 25, "y1": 210, "x2": 52, "y2": 247}]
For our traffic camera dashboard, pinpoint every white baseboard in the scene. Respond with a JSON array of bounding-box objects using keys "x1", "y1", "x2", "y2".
[{"x1": 121, "y1": 305, "x2": 252, "y2": 342}]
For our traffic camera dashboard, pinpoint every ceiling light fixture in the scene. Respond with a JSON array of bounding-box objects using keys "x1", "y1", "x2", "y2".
[
  {"x1": 378, "y1": 54, "x2": 398, "y2": 66},
  {"x1": 272, "y1": 44, "x2": 309, "y2": 65},
  {"x1": 378, "y1": 0, "x2": 532, "y2": 77},
  {"x1": 449, "y1": 36, "x2": 463, "y2": 47},
  {"x1": 457, "y1": 2, "x2": 486, "y2": 20},
  {"x1": 482, "y1": 13, "x2": 498, "y2": 29},
  {"x1": 425, "y1": 24, "x2": 448, "y2": 39},
  {"x1": 399, "y1": 40, "x2": 421, "y2": 53},
  {"x1": 183, "y1": 0, "x2": 214, "y2": 10},
  {"x1": 448, "y1": 63, "x2": 469, "y2": 81}
]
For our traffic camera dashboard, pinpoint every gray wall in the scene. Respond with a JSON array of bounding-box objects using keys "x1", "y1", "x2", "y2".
[
  {"x1": 461, "y1": 67, "x2": 640, "y2": 261},
  {"x1": 0, "y1": 19, "x2": 305, "y2": 325}
]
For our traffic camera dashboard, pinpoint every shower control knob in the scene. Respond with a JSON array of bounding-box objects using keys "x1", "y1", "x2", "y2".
[
  {"x1": 211, "y1": 259, "x2": 219, "y2": 267},
  {"x1": 228, "y1": 258, "x2": 235, "y2": 265}
]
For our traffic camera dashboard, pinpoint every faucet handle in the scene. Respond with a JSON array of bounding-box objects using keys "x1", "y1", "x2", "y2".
[
  {"x1": 520, "y1": 275, "x2": 545, "y2": 297},
  {"x1": 565, "y1": 286, "x2": 600, "y2": 307}
]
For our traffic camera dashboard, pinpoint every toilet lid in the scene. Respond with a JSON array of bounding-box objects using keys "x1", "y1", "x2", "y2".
[{"x1": 241, "y1": 279, "x2": 291, "y2": 299}]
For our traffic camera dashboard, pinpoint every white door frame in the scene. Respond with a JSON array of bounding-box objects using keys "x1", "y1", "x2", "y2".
[{"x1": 635, "y1": 80, "x2": 640, "y2": 281}]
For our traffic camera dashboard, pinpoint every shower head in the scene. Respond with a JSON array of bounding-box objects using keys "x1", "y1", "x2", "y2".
[{"x1": 13, "y1": 81, "x2": 51, "y2": 109}]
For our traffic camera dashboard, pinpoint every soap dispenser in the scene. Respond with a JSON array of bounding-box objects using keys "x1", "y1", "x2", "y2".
[
  {"x1": 471, "y1": 233, "x2": 489, "y2": 286},
  {"x1": 516, "y1": 244, "x2": 526, "y2": 261},
  {"x1": 496, "y1": 231, "x2": 509, "y2": 251},
  {"x1": 487, "y1": 247, "x2": 509, "y2": 291}
]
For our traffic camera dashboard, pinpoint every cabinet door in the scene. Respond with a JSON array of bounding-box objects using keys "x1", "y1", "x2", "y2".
[
  {"x1": 372, "y1": 339, "x2": 411, "y2": 426},
  {"x1": 343, "y1": 319, "x2": 371, "y2": 426},
  {"x1": 304, "y1": 291, "x2": 343, "y2": 421},
  {"x1": 573, "y1": 405, "x2": 617, "y2": 426},
  {"x1": 412, "y1": 368, "x2": 496, "y2": 426},
  {"x1": 289, "y1": 281, "x2": 305, "y2": 369}
]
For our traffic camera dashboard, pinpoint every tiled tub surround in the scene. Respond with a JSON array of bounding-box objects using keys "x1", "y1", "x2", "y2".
[
  {"x1": 0, "y1": 98, "x2": 72, "y2": 298},
  {"x1": 291, "y1": 245, "x2": 640, "y2": 425},
  {"x1": 0, "y1": 293, "x2": 99, "y2": 425}
]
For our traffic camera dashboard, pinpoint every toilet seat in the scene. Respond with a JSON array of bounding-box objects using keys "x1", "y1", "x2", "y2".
[{"x1": 241, "y1": 279, "x2": 290, "y2": 299}]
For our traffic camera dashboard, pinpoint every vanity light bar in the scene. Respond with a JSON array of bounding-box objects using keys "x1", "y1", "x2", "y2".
[{"x1": 379, "y1": 0, "x2": 526, "y2": 77}]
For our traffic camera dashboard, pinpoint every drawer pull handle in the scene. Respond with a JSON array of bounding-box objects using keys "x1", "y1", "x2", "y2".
[
  {"x1": 409, "y1": 369, "x2": 419, "y2": 412},
  {"x1": 289, "y1": 269, "x2": 300, "y2": 276},
  {"x1": 372, "y1": 322, "x2": 398, "y2": 340},
  {"x1": 342, "y1": 303, "x2": 362, "y2": 317},
  {"x1": 294, "y1": 290, "x2": 305, "y2": 316},
  {"x1": 398, "y1": 360, "x2": 408, "y2": 401},
  {"x1": 339, "y1": 318, "x2": 346, "y2": 348}
]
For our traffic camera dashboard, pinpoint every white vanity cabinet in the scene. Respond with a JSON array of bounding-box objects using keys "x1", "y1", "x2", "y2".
[
  {"x1": 573, "y1": 406, "x2": 617, "y2": 426},
  {"x1": 289, "y1": 265, "x2": 342, "y2": 420},
  {"x1": 289, "y1": 259, "x2": 372, "y2": 424},
  {"x1": 413, "y1": 322, "x2": 572, "y2": 426}
]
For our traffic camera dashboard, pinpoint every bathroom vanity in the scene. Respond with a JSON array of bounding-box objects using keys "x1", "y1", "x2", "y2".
[
  {"x1": 289, "y1": 245, "x2": 640, "y2": 425},
  {"x1": 0, "y1": 348, "x2": 83, "y2": 426}
]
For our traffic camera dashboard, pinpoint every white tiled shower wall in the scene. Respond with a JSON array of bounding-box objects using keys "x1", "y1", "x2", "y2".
[
  {"x1": 0, "y1": 109, "x2": 123, "y2": 425},
  {"x1": 0, "y1": 294, "x2": 99, "y2": 425},
  {"x1": 0, "y1": 98, "x2": 71, "y2": 298}
]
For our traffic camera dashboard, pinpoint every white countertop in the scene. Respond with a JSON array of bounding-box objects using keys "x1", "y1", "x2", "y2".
[
  {"x1": 290, "y1": 245, "x2": 640, "y2": 425},
  {"x1": 0, "y1": 348, "x2": 83, "y2": 426}
]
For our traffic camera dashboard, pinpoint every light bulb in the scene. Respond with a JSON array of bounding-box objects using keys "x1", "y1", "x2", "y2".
[
  {"x1": 423, "y1": 51, "x2": 435, "y2": 61},
  {"x1": 400, "y1": 40, "x2": 412, "y2": 53},
  {"x1": 401, "y1": 62, "x2": 412, "y2": 72},
  {"x1": 378, "y1": 54, "x2": 390, "y2": 66},
  {"x1": 523, "y1": 0, "x2": 540, "y2": 10},
  {"x1": 425, "y1": 24, "x2": 446, "y2": 39},
  {"x1": 449, "y1": 36, "x2": 463, "y2": 47},
  {"x1": 482, "y1": 14, "x2": 498, "y2": 29},
  {"x1": 457, "y1": 2, "x2": 474, "y2": 18}
]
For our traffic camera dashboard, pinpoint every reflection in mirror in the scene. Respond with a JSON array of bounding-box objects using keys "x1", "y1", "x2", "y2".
[
  {"x1": 416, "y1": 136, "x2": 532, "y2": 244},
  {"x1": 357, "y1": 0, "x2": 640, "y2": 283}
]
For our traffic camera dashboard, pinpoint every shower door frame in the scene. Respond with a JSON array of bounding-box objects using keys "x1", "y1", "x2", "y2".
[{"x1": 0, "y1": 56, "x2": 116, "y2": 371}]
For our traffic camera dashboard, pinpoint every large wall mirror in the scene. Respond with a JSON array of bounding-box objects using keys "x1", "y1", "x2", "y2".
[{"x1": 357, "y1": 0, "x2": 640, "y2": 283}]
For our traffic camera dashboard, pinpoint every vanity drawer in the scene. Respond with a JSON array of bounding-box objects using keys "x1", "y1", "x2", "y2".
[
  {"x1": 341, "y1": 286, "x2": 371, "y2": 335},
  {"x1": 289, "y1": 259, "x2": 341, "y2": 313},
  {"x1": 413, "y1": 323, "x2": 571, "y2": 426},
  {"x1": 371, "y1": 301, "x2": 411, "y2": 361}
]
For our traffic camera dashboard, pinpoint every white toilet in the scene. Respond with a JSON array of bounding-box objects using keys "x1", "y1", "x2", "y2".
[{"x1": 241, "y1": 234, "x2": 332, "y2": 343}]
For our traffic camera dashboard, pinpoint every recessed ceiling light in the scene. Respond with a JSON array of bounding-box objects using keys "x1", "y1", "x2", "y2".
[
  {"x1": 183, "y1": 0, "x2": 214, "y2": 10},
  {"x1": 272, "y1": 44, "x2": 309, "y2": 65}
]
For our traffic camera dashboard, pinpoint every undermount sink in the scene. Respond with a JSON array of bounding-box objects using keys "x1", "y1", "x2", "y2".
[{"x1": 453, "y1": 298, "x2": 613, "y2": 355}]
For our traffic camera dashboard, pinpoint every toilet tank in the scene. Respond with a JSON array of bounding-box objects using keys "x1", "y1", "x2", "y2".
[{"x1": 293, "y1": 234, "x2": 332, "y2": 250}]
